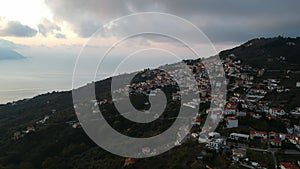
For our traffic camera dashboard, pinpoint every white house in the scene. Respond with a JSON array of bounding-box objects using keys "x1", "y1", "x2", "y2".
[
  {"x1": 270, "y1": 139, "x2": 282, "y2": 147},
  {"x1": 232, "y1": 148, "x2": 247, "y2": 161},
  {"x1": 230, "y1": 133, "x2": 250, "y2": 141},
  {"x1": 225, "y1": 108, "x2": 237, "y2": 115},
  {"x1": 227, "y1": 117, "x2": 238, "y2": 128},
  {"x1": 268, "y1": 107, "x2": 286, "y2": 117},
  {"x1": 250, "y1": 131, "x2": 267, "y2": 140},
  {"x1": 206, "y1": 138, "x2": 226, "y2": 152},
  {"x1": 286, "y1": 126, "x2": 294, "y2": 135},
  {"x1": 290, "y1": 108, "x2": 300, "y2": 116}
]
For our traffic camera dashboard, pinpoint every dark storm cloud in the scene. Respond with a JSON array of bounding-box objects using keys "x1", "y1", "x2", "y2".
[
  {"x1": 0, "y1": 21, "x2": 37, "y2": 37},
  {"x1": 45, "y1": 0, "x2": 300, "y2": 42},
  {"x1": 45, "y1": 0, "x2": 130, "y2": 37},
  {"x1": 37, "y1": 18, "x2": 61, "y2": 36},
  {"x1": 75, "y1": 20, "x2": 102, "y2": 38}
]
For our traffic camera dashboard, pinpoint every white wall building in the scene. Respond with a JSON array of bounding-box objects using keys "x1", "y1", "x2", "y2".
[{"x1": 227, "y1": 117, "x2": 238, "y2": 128}]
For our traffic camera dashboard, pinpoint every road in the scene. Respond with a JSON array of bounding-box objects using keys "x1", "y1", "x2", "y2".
[{"x1": 284, "y1": 149, "x2": 300, "y2": 155}]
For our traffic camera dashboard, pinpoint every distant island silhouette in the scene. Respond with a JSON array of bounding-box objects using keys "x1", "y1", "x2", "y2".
[{"x1": 0, "y1": 47, "x2": 25, "y2": 60}]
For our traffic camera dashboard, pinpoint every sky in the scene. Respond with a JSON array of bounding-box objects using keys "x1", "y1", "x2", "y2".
[{"x1": 0, "y1": 0, "x2": 300, "y2": 103}]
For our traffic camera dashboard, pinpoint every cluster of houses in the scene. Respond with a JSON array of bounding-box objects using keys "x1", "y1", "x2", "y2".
[
  {"x1": 73, "y1": 52, "x2": 300, "y2": 168},
  {"x1": 36, "y1": 115, "x2": 50, "y2": 124},
  {"x1": 227, "y1": 129, "x2": 300, "y2": 148},
  {"x1": 197, "y1": 128, "x2": 300, "y2": 168},
  {"x1": 66, "y1": 120, "x2": 82, "y2": 129},
  {"x1": 203, "y1": 132, "x2": 226, "y2": 153},
  {"x1": 12, "y1": 108, "x2": 83, "y2": 141},
  {"x1": 108, "y1": 56, "x2": 227, "y2": 111},
  {"x1": 13, "y1": 114, "x2": 52, "y2": 141},
  {"x1": 13, "y1": 126, "x2": 36, "y2": 140},
  {"x1": 13, "y1": 114, "x2": 54, "y2": 140},
  {"x1": 184, "y1": 54, "x2": 300, "y2": 168}
]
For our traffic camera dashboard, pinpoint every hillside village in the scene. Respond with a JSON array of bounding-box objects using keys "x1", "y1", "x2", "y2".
[
  {"x1": 1, "y1": 37, "x2": 300, "y2": 169},
  {"x1": 98, "y1": 38, "x2": 300, "y2": 168}
]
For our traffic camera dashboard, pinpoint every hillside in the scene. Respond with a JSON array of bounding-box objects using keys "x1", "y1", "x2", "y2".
[
  {"x1": 220, "y1": 36, "x2": 300, "y2": 70},
  {"x1": 0, "y1": 37, "x2": 299, "y2": 169}
]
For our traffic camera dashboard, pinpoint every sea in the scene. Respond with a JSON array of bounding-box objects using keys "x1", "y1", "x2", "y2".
[{"x1": 0, "y1": 50, "x2": 181, "y2": 104}]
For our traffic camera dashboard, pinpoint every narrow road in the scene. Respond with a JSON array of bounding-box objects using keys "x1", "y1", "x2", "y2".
[
  {"x1": 271, "y1": 151, "x2": 277, "y2": 169},
  {"x1": 284, "y1": 150, "x2": 300, "y2": 155}
]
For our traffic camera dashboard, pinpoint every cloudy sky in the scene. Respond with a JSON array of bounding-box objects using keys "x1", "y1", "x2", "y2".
[
  {"x1": 0, "y1": 0, "x2": 299, "y2": 51},
  {"x1": 0, "y1": 0, "x2": 299, "y2": 103}
]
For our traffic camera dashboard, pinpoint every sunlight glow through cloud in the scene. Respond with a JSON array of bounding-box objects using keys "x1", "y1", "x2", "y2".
[{"x1": 0, "y1": 0, "x2": 52, "y2": 28}]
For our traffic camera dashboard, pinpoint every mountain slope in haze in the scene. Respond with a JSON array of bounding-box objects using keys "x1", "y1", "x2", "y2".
[
  {"x1": 0, "y1": 47, "x2": 26, "y2": 60},
  {"x1": 0, "y1": 36, "x2": 299, "y2": 169}
]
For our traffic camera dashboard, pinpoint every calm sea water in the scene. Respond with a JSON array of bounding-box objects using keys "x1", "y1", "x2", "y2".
[
  {"x1": 0, "y1": 56, "x2": 75, "y2": 104},
  {"x1": 0, "y1": 50, "x2": 181, "y2": 104}
]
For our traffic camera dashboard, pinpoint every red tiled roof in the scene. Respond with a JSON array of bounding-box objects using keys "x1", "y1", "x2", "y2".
[
  {"x1": 270, "y1": 139, "x2": 281, "y2": 143},
  {"x1": 227, "y1": 117, "x2": 237, "y2": 121},
  {"x1": 279, "y1": 162, "x2": 300, "y2": 169},
  {"x1": 270, "y1": 107, "x2": 282, "y2": 111},
  {"x1": 226, "y1": 102, "x2": 238, "y2": 109},
  {"x1": 195, "y1": 118, "x2": 201, "y2": 122},
  {"x1": 124, "y1": 158, "x2": 135, "y2": 165}
]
